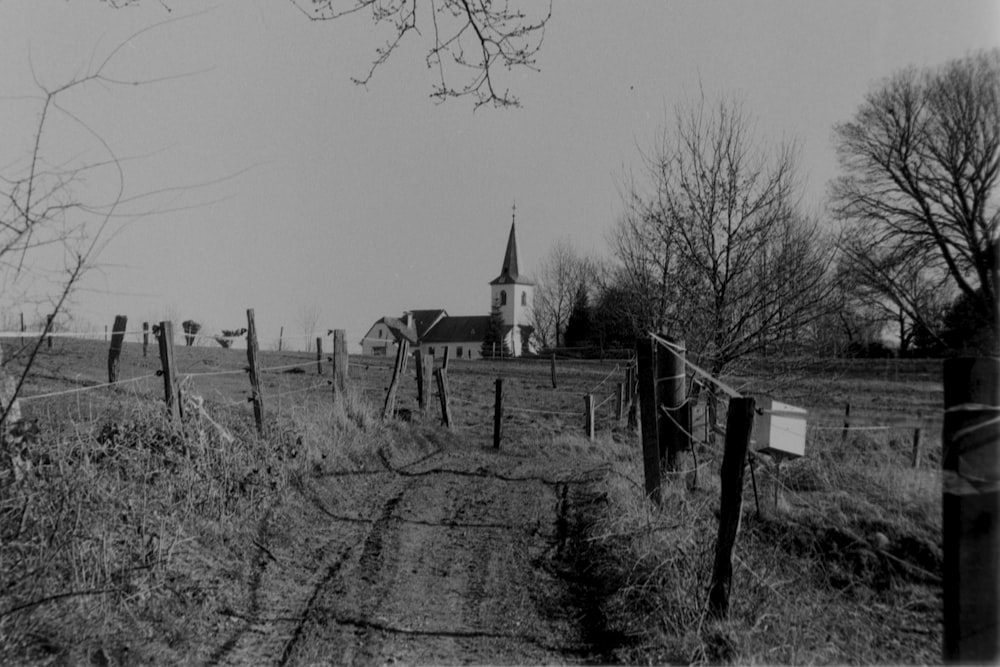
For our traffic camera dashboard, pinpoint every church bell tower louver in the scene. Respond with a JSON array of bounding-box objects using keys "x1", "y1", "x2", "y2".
[{"x1": 489, "y1": 207, "x2": 534, "y2": 356}]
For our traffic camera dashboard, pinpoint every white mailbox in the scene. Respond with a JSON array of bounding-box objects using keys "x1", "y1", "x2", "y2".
[{"x1": 753, "y1": 397, "x2": 807, "y2": 459}]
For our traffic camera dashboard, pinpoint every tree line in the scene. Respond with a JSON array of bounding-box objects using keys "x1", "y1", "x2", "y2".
[{"x1": 528, "y1": 50, "x2": 999, "y2": 370}]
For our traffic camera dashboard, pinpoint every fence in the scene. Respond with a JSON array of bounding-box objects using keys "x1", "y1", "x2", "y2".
[{"x1": 1, "y1": 318, "x2": 995, "y2": 661}]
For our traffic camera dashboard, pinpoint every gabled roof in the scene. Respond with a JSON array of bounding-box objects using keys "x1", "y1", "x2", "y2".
[
  {"x1": 420, "y1": 315, "x2": 492, "y2": 343},
  {"x1": 378, "y1": 316, "x2": 417, "y2": 344},
  {"x1": 405, "y1": 309, "x2": 448, "y2": 339},
  {"x1": 490, "y1": 222, "x2": 534, "y2": 286}
]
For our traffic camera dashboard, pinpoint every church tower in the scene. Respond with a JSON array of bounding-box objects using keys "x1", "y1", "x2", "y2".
[{"x1": 489, "y1": 208, "x2": 534, "y2": 356}]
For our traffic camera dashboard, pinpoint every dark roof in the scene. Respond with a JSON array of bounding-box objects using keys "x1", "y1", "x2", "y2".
[
  {"x1": 379, "y1": 316, "x2": 417, "y2": 344},
  {"x1": 420, "y1": 315, "x2": 492, "y2": 343},
  {"x1": 405, "y1": 309, "x2": 448, "y2": 338},
  {"x1": 490, "y1": 222, "x2": 534, "y2": 286}
]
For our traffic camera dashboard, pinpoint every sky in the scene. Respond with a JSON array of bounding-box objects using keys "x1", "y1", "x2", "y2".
[{"x1": 1, "y1": 1, "x2": 998, "y2": 352}]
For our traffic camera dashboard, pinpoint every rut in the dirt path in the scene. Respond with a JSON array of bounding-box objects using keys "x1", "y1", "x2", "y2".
[{"x1": 217, "y1": 449, "x2": 625, "y2": 666}]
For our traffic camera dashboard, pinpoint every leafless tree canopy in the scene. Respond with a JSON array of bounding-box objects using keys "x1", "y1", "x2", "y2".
[
  {"x1": 616, "y1": 94, "x2": 837, "y2": 375},
  {"x1": 529, "y1": 238, "x2": 595, "y2": 349},
  {"x1": 831, "y1": 49, "x2": 1000, "y2": 336},
  {"x1": 291, "y1": 0, "x2": 550, "y2": 108}
]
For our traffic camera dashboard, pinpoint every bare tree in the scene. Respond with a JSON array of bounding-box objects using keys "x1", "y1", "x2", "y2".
[
  {"x1": 831, "y1": 49, "x2": 1000, "y2": 347},
  {"x1": 298, "y1": 303, "x2": 323, "y2": 352},
  {"x1": 620, "y1": 92, "x2": 837, "y2": 377},
  {"x1": 103, "y1": 0, "x2": 551, "y2": 109},
  {"x1": 529, "y1": 238, "x2": 595, "y2": 349},
  {"x1": 0, "y1": 20, "x2": 197, "y2": 430}
]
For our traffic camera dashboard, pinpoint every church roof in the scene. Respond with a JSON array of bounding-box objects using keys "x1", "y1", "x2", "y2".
[
  {"x1": 490, "y1": 222, "x2": 534, "y2": 286},
  {"x1": 405, "y1": 309, "x2": 448, "y2": 338},
  {"x1": 421, "y1": 315, "x2": 492, "y2": 343}
]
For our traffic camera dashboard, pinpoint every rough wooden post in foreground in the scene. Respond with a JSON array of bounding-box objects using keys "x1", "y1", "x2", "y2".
[
  {"x1": 435, "y1": 367, "x2": 452, "y2": 428},
  {"x1": 106, "y1": 315, "x2": 128, "y2": 384},
  {"x1": 493, "y1": 378, "x2": 504, "y2": 449},
  {"x1": 708, "y1": 396, "x2": 756, "y2": 620},
  {"x1": 332, "y1": 329, "x2": 348, "y2": 398},
  {"x1": 656, "y1": 336, "x2": 685, "y2": 472},
  {"x1": 441, "y1": 346, "x2": 450, "y2": 371},
  {"x1": 245, "y1": 309, "x2": 264, "y2": 434},
  {"x1": 943, "y1": 357, "x2": 999, "y2": 664},
  {"x1": 156, "y1": 321, "x2": 181, "y2": 421},
  {"x1": 635, "y1": 336, "x2": 662, "y2": 504},
  {"x1": 142, "y1": 322, "x2": 149, "y2": 358}
]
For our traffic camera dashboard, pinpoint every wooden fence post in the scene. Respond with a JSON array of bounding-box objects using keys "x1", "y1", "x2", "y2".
[
  {"x1": 107, "y1": 315, "x2": 128, "y2": 384},
  {"x1": 434, "y1": 367, "x2": 452, "y2": 428},
  {"x1": 626, "y1": 365, "x2": 638, "y2": 431},
  {"x1": 911, "y1": 427, "x2": 923, "y2": 469},
  {"x1": 415, "y1": 349, "x2": 429, "y2": 413},
  {"x1": 142, "y1": 322, "x2": 149, "y2": 358},
  {"x1": 584, "y1": 394, "x2": 595, "y2": 440},
  {"x1": 636, "y1": 336, "x2": 662, "y2": 504},
  {"x1": 493, "y1": 378, "x2": 504, "y2": 449},
  {"x1": 19, "y1": 312, "x2": 24, "y2": 346},
  {"x1": 943, "y1": 357, "x2": 999, "y2": 664},
  {"x1": 442, "y1": 346, "x2": 450, "y2": 371},
  {"x1": 383, "y1": 340, "x2": 409, "y2": 419},
  {"x1": 156, "y1": 320, "x2": 181, "y2": 421},
  {"x1": 550, "y1": 352, "x2": 557, "y2": 389},
  {"x1": 707, "y1": 396, "x2": 756, "y2": 620},
  {"x1": 332, "y1": 329, "x2": 348, "y2": 398},
  {"x1": 656, "y1": 336, "x2": 686, "y2": 472},
  {"x1": 46, "y1": 314, "x2": 53, "y2": 349},
  {"x1": 246, "y1": 309, "x2": 264, "y2": 433},
  {"x1": 842, "y1": 402, "x2": 851, "y2": 441},
  {"x1": 615, "y1": 382, "x2": 625, "y2": 424},
  {"x1": 278, "y1": 326, "x2": 283, "y2": 352},
  {"x1": 316, "y1": 337, "x2": 323, "y2": 375}
]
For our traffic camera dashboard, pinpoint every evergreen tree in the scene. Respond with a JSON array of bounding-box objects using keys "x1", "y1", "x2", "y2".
[
  {"x1": 481, "y1": 303, "x2": 510, "y2": 358},
  {"x1": 563, "y1": 287, "x2": 594, "y2": 348}
]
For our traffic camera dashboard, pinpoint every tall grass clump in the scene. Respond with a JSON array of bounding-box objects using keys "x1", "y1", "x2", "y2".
[
  {"x1": 586, "y1": 423, "x2": 943, "y2": 665},
  {"x1": 0, "y1": 383, "x2": 389, "y2": 664}
]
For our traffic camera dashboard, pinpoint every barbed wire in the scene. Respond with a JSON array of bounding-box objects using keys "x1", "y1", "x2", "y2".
[{"x1": 17, "y1": 373, "x2": 159, "y2": 402}]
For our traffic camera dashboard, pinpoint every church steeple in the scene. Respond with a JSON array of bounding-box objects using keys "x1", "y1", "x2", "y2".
[{"x1": 491, "y1": 208, "x2": 533, "y2": 286}]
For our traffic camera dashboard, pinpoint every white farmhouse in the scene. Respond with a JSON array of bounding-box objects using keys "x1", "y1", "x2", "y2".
[{"x1": 360, "y1": 219, "x2": 535, "y2": 360}]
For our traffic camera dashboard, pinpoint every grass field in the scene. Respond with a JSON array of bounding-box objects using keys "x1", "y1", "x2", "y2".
[{"x1": 0, "y1": 337, "x2": 944, "y2": 664}]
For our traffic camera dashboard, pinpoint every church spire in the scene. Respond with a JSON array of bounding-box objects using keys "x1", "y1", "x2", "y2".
[{"x1": 490, "y1": 208, "x2": 533, "y2": 285}]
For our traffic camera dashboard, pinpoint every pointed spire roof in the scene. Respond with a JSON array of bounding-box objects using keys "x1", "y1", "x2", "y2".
[{"x1": 490, "y1": 215, "x2": 533, "y2": 286}]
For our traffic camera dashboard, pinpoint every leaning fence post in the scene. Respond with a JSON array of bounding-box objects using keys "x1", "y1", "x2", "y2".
[
  {"x1": 550, "y1": 352, "x2": 557, "y2": 389},
  {"x1": 615, "y1": 382, "x2": 625, "y2": 424},
  {"x1": 493, "y1": 378, "x2": 504, "y2": 449},
  {"x1": 415, "y1": 349, "x2": 429, "y2": 413},
  {"x1": 636, "y1": 335, "x2": 662, "y2": 504},
  {"x1": 435, "y1": 367, "x2": 452, "y2": 428},
  {"x1": 943, "y1": 357, "x2": 999, "y2": 664},
  {"x1": 245, "y1": 309, "x2": 264, "y2": 434},
  {"x1": 46, "y1": 314, "x2": 53, "y2": 349},
  {"x1": 107, "y1": 315, "x2": 128, "y2": 384},
  {"x1": 442, "y1": 346, "x2": 450, "y2": 371},
  {"x1": 707, "y1": 395, "x2": 756, "y2": 620},
  {"x1": 156, "y1": 320, "x2": 181, "y2": 421},
  {"x1": 383, "y1": 339, "x2": 408, "y2": 419},
  {"x1": 142, "y1": 322, "x2": 149, "y2": 358}
]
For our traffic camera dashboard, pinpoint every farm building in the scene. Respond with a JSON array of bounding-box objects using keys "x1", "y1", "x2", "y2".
[{"x1": 360, "y1": 219, "x2": 535, "y2": 359}]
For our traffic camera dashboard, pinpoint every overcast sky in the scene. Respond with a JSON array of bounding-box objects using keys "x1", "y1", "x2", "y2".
[{"x1": 1, "y1": 1, "x2": 997, "y2": 351}]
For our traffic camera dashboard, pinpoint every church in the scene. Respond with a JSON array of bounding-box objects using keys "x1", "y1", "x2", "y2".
[{"x1": 360, "y1": 219, "x2": 535, "y2": 360}]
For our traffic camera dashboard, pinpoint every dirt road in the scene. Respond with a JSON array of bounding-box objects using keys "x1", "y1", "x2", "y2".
[{"x1": 206, "y1": 436, "x2": 619, "y2": 666}]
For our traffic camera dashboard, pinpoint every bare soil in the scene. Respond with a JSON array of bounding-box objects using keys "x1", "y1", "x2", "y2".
[{"x1": 204, "y1": 430, "x2": 621, "y2": 666}]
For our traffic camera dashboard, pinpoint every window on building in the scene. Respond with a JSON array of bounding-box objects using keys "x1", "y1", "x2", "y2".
[
  {"x1": 521, "y1": 291, "x2": 527, "y2": 306},
  {"x1": 428, "y1": 347, "x2": 435, "y2": 356},
  {"x1": 500, "y1": 290, "x2": 507, "y2": 306},
  {"x1": 378, "y1": 329, "x2": 383, "y2": 338},
  {"x1": 456, "y1": 346, "x2": 463, "y2": 358}
]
